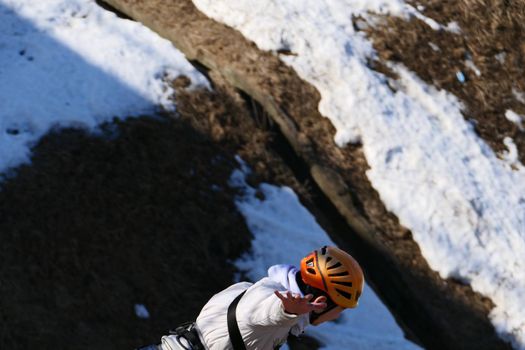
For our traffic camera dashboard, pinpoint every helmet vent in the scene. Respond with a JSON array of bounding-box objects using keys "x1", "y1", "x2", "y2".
[
  {"x1": 321, "y1": 246, "x2": 327, "y2": 255},
  {"x1": 332, "y1": 280, "x2": 353, "y2": 287},
  {"x1": 336, "y1": 288, "x2": 352, "y2": 300},
  {"x1": 307, "y1": 268, "x2": 317, "y2": 275},
  {"x1": 326, "y1": 257, "x2": 332, "y2": 263},
  {"x1": 328, "y1": 271, "x2": 349, "y2": 277},
  {"x1": 327, "y1": 262, "x2": 342, "y2": 270}
]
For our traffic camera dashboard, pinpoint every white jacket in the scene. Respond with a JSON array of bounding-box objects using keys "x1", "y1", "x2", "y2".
[{"x1": 195, "y1": 266, "x2": 309, "y2": 350}]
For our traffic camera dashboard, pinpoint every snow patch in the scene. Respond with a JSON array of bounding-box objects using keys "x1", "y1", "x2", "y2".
[
  {"x1": 134, "y1": 304, "x2": 150, "y2": 319},
  {"x1": 428, "y1": 42, "x2": 440, "y2": 52},
  {"x1": 506, "y1": 110, "x2": 524, "y2": 131},
  {"x1": 230, "y1": 162, "x2": 420, "y2": 349},
  {"x1": 465, "y1": 59, "x2": 481, "y2": 77},
  {"x1": 512, "y1": 89, "x2": 525, "y2": 104},
  {"x1": 495, "y1": 52, "x2": 507, "y2": 64},
  {"x1": 0, "y1": 0, "x2": 207, "y2": 174},
  {"x1": 501, "y1": 137, "x2": 523, "y2": 170},
  {"x1": 445, "y1": 21, "x2": 461, "y2": 33},
  {"x1": 193, "y1": 1, "x2": 525, "y2": 347}
]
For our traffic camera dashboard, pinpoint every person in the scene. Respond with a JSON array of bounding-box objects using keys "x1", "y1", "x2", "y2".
[{"x1": 154, "y1": 245, "x2": 364, "y2": 350}]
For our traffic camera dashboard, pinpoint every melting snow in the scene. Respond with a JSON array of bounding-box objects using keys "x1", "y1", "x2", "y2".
[
  {"x1": 0, "y1": 0, "x2": 207, "y2": 173},
  {"x1": 193, "y1": 0, "x2": 525, "y2": 347},
  {"x1": 230, "y1": 161, "x2": 421, "y2": 349}
]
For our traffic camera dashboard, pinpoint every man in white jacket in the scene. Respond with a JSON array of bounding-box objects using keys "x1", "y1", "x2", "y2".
[{"x1": 159, "y1": 246, "x2": 364, "y2": 350}]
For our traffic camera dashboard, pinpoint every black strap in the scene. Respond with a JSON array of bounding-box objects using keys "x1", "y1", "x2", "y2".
[
  {"x1": 170, "y1": 322, "x2": 204, "y2": 350},
  {"x1": 227, "y1": 290, "x2": 248, "y2": 350}
]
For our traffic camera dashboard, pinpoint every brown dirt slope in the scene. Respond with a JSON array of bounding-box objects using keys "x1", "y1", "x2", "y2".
[
  {"x1": 99, "y1": 1, "x2": 514, "y2": 349},
  {"x1": 0, "y1": 69, "x2": 317, "y2": 349},
  {"x1": 0, "y1": 116, "x2": 252, "y2": 349},
  {"x1": 367, "y1": 0, "x2": 525, "y2": 162}
]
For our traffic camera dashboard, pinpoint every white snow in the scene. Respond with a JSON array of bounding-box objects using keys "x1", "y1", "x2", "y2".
[
  {"x1": 506, "y1": 110, "x2": 524, "y2": 131},
  {"x1": 502, "y1": 137, "x2": 523, "y2": 170},
  {"x1": 3, "y1": 0, "x2": 525, "y2": 347},
  {"x1": 513, "y1": 89, "x2": 525, "y2": 104},
  {"x1": 495, "y1": 52, "x2": 507, "y2": 64},
  {"x1": 445, "y1": 21, "x2": 461, "y2": 34},
  {"x1": 0, "y1": 1, "x2": 417, "y2": 348},
  {"x1": 134, "y1": 304, "x2": 151, "y2": 319},
  {"x1": 428, "y1": 42, "x2": 440, "y2": 52},
  {"x1": 230, "y1": 161, "x2": 420, "y2": 350},
  {"x1": 465, "y1": 59, "x2": 481, "y2": 77},
  {"x1": 192, "y1": 1, "x2": 525, "y2": 348},
  {"x1": 0, "y1": 0, "x2": 207, "y2": 174}
]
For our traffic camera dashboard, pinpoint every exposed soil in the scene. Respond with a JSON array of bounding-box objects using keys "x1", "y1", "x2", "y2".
[
  {"x1": 0, "y1": 72, "x2": 316, "y2": 349},
  {"x1": 98, "y1": 0, "x2": 516, "y2": 349},
  {"x1": 172, "y1": 73, "x2": 310, "y2": 199},
  {"x1": 2, "y1": 0, "x2": 520, "y2": 349},
  {"x1": 365, "y1": 0, "x2": 525, "y2": 163},
  {"x1": 0, "y1": 116, "x2": 254, "y2": 349}
]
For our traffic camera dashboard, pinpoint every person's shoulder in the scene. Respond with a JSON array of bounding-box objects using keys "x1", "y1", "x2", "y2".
[
  {"x1": 251, "y1": 277, "x2": 285, "y2": 292},
  {"x1": 202, "y1": 281, "x2": 253, "y2": 308},
  {"x1": 218, "y1": 282, "x2": 253, "y2": 295},
  {"x1": 224, "y1": 281, "x2": 253, "y2": 292}
]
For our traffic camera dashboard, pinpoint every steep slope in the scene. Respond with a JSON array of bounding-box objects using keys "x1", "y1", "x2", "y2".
[
  {"x1": 0, "y1": 117, "x2": 252, "y2": 348},
  {"x1": 99, "y1": 1, "x2": 516, "y2": 349}
]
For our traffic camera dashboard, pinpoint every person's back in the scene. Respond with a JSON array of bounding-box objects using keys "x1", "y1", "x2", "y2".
[
  {"x1": 139, "y1": 246, "x2": 364, "y2": 350},
  {"x1": 196, "y1": 265, "x2": 310, "y2": 350},
  {"x1": 196, "y1": 278, "x2": 308, "y2": 349}
]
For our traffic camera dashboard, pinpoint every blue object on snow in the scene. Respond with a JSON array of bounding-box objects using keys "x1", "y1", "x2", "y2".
[{"x1": 456, "y1": 71, "x2": 466, "y2": 83}]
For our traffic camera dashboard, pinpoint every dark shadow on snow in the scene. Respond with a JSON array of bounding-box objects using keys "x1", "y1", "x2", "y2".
[
  {"x1": 0, "y1": 2, "x2": 154, "y2": 180},
  {"x1": 0, "y1": 5, "x2": 252, "y2": 350}
]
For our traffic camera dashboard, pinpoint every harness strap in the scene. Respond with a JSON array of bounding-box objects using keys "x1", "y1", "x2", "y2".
[
  {"x1": 227, "y1": 290, "x2": 248, "y2": 350},
  {"x1": 170, "y1": 322, "x2": 204, "y2": 350}
]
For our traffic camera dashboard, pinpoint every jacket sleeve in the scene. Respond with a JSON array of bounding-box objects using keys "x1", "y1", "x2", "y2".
[{"x1": 243, "y1": 283, "x2": 301, "y2": 328}]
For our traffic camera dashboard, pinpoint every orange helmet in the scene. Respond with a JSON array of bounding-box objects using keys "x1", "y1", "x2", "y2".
[{"x1": 300, "y1": 246, "x2": 364, "y2": 308}]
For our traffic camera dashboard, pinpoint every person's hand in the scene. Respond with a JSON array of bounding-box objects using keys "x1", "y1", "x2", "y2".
[{"x1": 274, "y1": 291, "x2": 327, "y2": 315}]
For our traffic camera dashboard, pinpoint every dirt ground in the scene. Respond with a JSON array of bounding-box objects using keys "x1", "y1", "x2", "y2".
[
  {"x1": 365, "y1": 0, "x2": 525, "y2": 163},
  {"x1": 0, "y1": 71, "x2": 315, "y2": 349},
  {"x1": 0, "y1": 115, "x2": 254, "y2": 349},
  {"x1": 2, "y1": 0, "x2": 522, "y2": 349}
]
